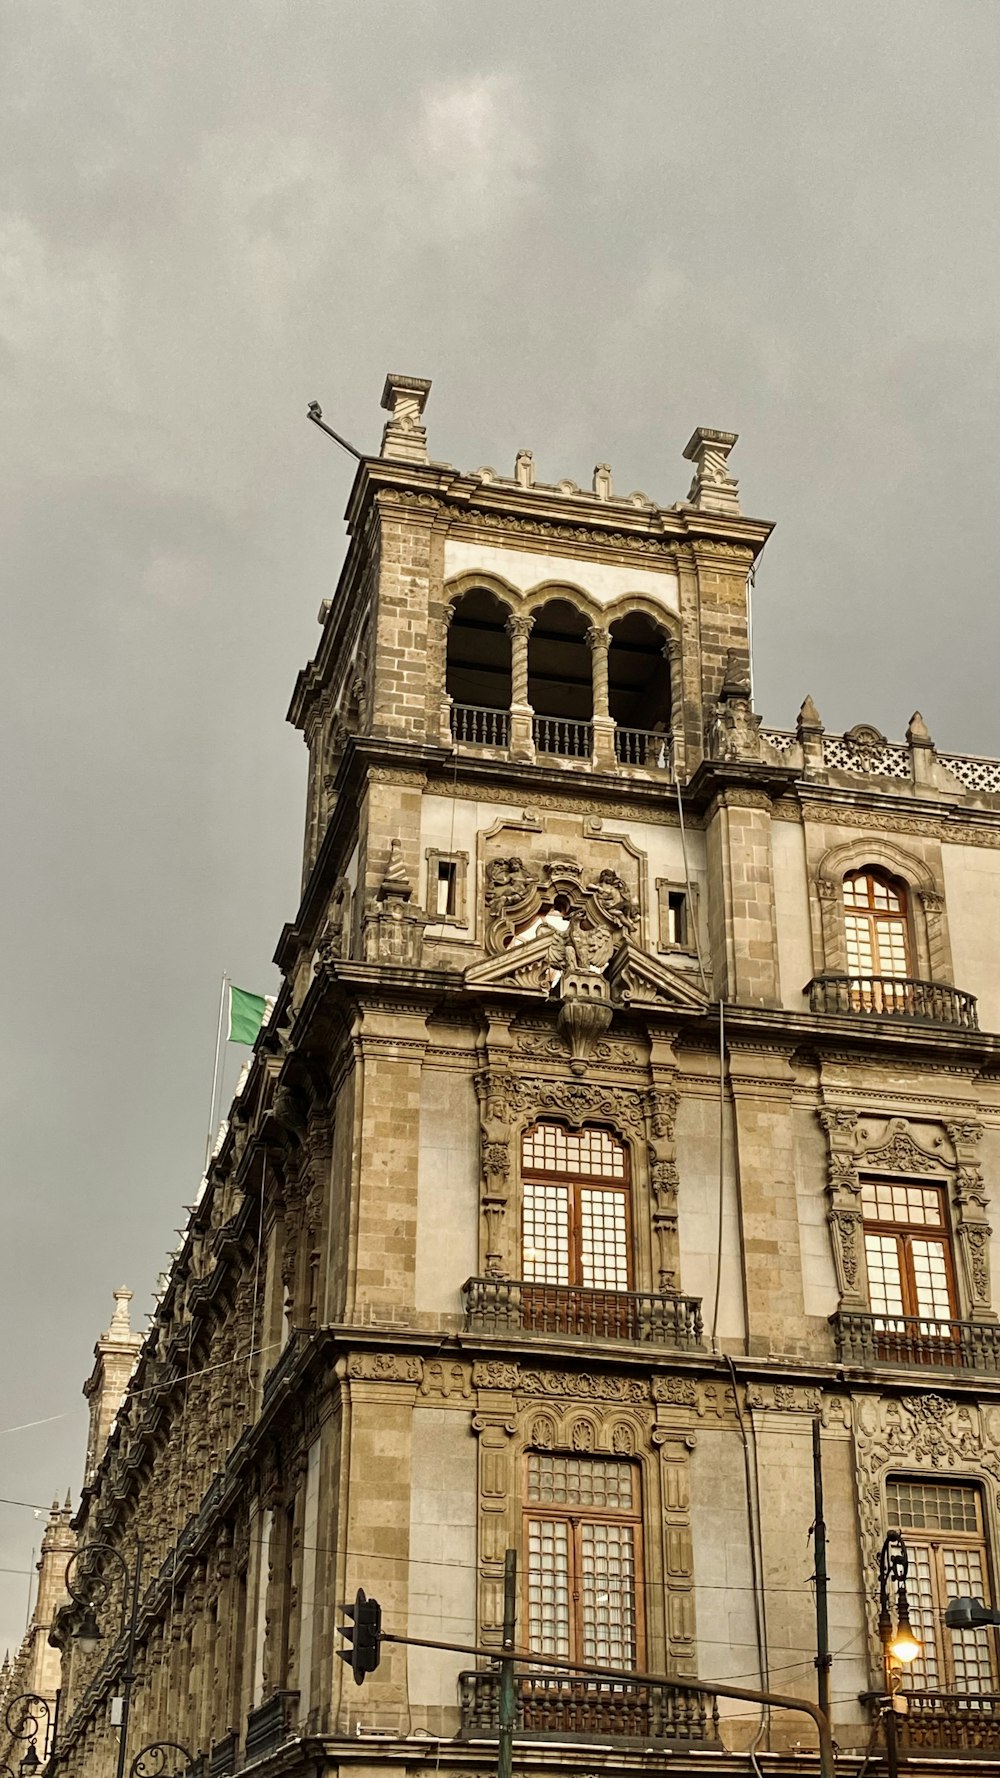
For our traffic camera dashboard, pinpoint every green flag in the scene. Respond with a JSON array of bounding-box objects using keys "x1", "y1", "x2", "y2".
[{"x1": 228, "y1": 984, "x2": 274, "y2": 1046}]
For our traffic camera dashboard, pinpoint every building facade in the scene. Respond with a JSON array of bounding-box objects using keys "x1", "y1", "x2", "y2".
[{"x1": 45, "y1": 375, "x2": 1000, "y2": 1778}]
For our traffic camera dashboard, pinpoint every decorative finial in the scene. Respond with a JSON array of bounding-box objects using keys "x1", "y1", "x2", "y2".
[
  {"x1": 682, "y1": 427, "x2": 741, "y2": 515},
  {"x1": 379, "y1": 373, "x2": 432, "y2": 464},
  {"x1": 797, "y1": 695, "x2": 823, "y2": 735},
  {"x1": 377, "y1": 839, "x2": 413, "y2": 903},
  {"x1": 514, "y1": 449, "x2": 534, "y2": 489},
  {"x1": 592, "y1": 464, "x2": 613, "y2": 501},
  {"x1": 907, "y1": 710, "x2": 932, "y2": 746}
]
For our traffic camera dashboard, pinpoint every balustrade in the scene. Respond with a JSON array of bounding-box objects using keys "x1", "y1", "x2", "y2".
[
  {"x1": 831, "y1": 1310, "x2": 1000, "y2": 1372},
  {"x1": 459, "y1": 1670, "x2": 718, "y2": 1743},
  {"x1": 463, "y1": 1277, "x2": 702, "y2": 1348},
  {"x1": 808, "y1": 974, "x2": 978, "y2": 1029}
]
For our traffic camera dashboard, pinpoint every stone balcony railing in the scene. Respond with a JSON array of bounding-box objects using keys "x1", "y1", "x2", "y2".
[
  {"x1": 243, "y1": 1692, "x2": 298, "y2": 1765},
  {"x1": 899, "y1": 1691, "x2": 1000, "y2": 1753},
  {"x1": 449, "y1": 704, "x2": 671, "y2": 773},
  {"x1": 831, "y1": 1310, "x2": 1000, "y2": 1372},
  {"x1": 463, "y1": 1278, "x2": 703, "y2": 1348},
  {"x1": 459, "y1": 1670, "x2": 719, "y2": 1744},
  {"x1": 807, "y1": 974, "x2": 979, "y2": 1029},
  {"x1": 762, "y1": 723, "x2": 1000, "y2": 797}
]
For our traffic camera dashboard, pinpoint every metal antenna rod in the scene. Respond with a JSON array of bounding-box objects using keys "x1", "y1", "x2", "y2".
[{"x1": 306, "y1": 402, "x2": 364, "y2": 461}]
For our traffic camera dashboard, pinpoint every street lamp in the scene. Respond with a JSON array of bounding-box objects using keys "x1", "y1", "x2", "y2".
[
  {"x1": 2, "y1": 1694, "x2": 56, "y2": 1778},
  {"x1": 65, "y1": 1540, "x2": 143, "y2": 1778},
  {"x1": 878, "y1": 1531, "x2": 921, "y2": 1778}
]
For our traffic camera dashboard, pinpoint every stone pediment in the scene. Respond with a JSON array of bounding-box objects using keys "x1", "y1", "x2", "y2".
[
  {"x1": 465, "y1": 936, "x2": 710, "y2": 1015},
  {"x1": 607, "y1": 943, "x2": 709, "y2": 1013},
  {"x1": 464, "y1": 935, "x2": 554, "y2": 996}
]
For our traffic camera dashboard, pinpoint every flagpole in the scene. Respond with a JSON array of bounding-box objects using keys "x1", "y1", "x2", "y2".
[{"x1": 204, "y1": 973, "x2": 228, "y2": 1170}]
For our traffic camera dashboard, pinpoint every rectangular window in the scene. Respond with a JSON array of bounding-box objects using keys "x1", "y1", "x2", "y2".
[
  {"x1": 887, "y1": 1478, "x2": 996, "y2": 1694},
  {"x1": 436, "y1": 859, "x2": 457, "y2": 918},
  {"x1": 525, "y1": 1454, "x2": 641, "y2": 1670},
  {"x1": 424, "y1": 849, "x2": 468, "y2": 926},
  {"x1": 862, "y1": 1179, "x2": 957, "y2": 1352},
  {"x1": 656, "y1": 879, "x2": 697, "y2": 953},
  {"x1": 521, "y1": 1124, "x2": 629, "y2": 1291}
]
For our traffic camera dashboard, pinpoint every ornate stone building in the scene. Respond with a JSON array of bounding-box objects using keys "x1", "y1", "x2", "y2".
[{"x1": 48, "y1": 374, "x2": 1000, "y2": 1778}]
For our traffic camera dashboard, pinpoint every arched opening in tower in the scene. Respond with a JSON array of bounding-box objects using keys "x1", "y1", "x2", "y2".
[
  {"x1": 609, "y1": 612, "x2": 672, "y2": 762},
  {"x1": 527, "y1": 600, "x2": 593, "y2": 756}
]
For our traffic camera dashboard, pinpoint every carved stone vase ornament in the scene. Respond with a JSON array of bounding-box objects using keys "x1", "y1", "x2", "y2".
[{"x1": 362, "y1": 839, "x2": 427, "y2": 965}]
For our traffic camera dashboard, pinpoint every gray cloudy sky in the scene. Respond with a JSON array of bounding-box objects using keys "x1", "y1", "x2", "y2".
[{"x1": 2, "y1": 0, "x2": 999, "y2": 1653}]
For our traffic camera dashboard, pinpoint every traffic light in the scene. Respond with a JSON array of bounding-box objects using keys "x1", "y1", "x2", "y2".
[
  {"x1": 945, "y1": 1596, "x2": 1000, "y2": 1629},
  {"x1": 338, "y1": 1588, "x2": 382, "y2": 1684}
]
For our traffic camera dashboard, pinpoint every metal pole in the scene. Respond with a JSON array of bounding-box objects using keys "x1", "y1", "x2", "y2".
[
  {"x1": 380, "y1": 1631, "x2": 835, "y2": 1778},
  {"x1": 204, "y1": 975, "x2": 228, "y2": 1170},
  {"x1": 114, "y1": 1543, "x2": 143, "y2": 1778},
  {"x1": 43, "y1": 1691, "x2": 60, "y2": 1777},
  {"x1": 812, "y1": 1419, "x2": 831, "y2": 1724},
  {"x1": 498, "y1": 1549, "x2": 517, "y2": 1778}
]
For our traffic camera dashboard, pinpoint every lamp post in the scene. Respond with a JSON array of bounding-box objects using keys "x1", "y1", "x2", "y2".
[
  {"x1": 2, "y1": 1693, "x2": 57, "y2": 1778},
  {"x1": 65, "y1": 1540, "x2": 143, "y2": 1778},
  {"x1": 878, "y1": 1531, "x2": 922, "y2": 1778}
]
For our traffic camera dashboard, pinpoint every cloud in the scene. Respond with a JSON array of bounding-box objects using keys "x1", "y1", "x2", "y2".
[{"x1": 410, "y1": 72, "x2": 541, "y2": 237}]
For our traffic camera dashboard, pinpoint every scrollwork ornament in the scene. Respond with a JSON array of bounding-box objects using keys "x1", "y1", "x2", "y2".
[{"x1": 130, "y1": 1744, "x2": 196, "y2": 1778}]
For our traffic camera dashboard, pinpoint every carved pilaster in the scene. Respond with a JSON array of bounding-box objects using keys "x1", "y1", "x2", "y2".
[
  {"x1": 475, "y1": 1070, "x2": 514, "y2": 1277},
  {"x1": 644, "y1": 1085, "x2": 681, "y2": 1291},
  {"x1": 947, "y1": 1120, "x2": 994, "y2": 1320},
  {"x1": 818, "y1": 1106, "x2": 866, "y2": 1307},
  {"x1": 651, "y1": 1380, "x2": 698, "y2": 1675},
  {"x1": 472, "y1": 1395, "x2": 516, "y2": 1648}
]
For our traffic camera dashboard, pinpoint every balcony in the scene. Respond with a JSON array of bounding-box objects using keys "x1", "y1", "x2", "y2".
[
  {"x1": 614, "y1": 727, "x2": 672, "y2": 770},
  {"x1": 831, "y1": 1309, "x2": 1000, "y2": 1372},
  {"x1": 533, "y1": 715, "x2": 593, "y2": 759},
  {"x1": 243, "y1": 1691, "x2": 298, "y2": 1765},
  {"x1": 900, "y1": 1691, "x2": 1000, "y2": 1753},
  {"x1": 208, "y1": 1734, "x2": 238, "y2": 1778},
  {"x1": 451, "y1": 704, "x2": 511, "y2": 748},
  {"x1": 808, "y1": 974, "x2": 979, "y2": 1029},
  {"x1": 459, "y1": 1670, "x2": 718, "y2": 1745},
  {"x1": 463, "y1": 1278, "x2": 703, "y2": 1348}
]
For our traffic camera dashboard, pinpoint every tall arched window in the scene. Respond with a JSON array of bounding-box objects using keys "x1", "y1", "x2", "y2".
[
  {"x1": 843, "y1": 870, "x2": 911, "y2": 1008},
  {"x1": 446, "y1": 587, "x2": 512, "y2": 745}
]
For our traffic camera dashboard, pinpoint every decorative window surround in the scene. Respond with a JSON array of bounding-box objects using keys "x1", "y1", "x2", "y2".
[
  {"x1": 819, "y1": 1109, "x2": 994, "y2": 1324},
  {"x1": 811, "y1": 838, "x2": 953, "y2": 986}
]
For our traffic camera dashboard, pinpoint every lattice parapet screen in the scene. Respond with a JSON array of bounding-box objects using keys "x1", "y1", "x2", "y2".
[
  {"x1": 760, "y1": 728, "x2": 797, "y2": 755},
  {"x1": 823, "y1": 735, "x2": 911, "y2": 778},
  {"x1": 939, "y1": 754, "x2": 1000, "y2": 795}
]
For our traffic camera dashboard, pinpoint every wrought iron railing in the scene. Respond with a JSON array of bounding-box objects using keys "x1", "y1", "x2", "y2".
[
  {"x1": 451, "y1": 704, "x2": 511, "y2": 748},
  {"x1": 459, "y1": 1670, "x2": 718, "y2": 1742},
  {"x1": 831, "y1": 1310, "x2": 1000, "y2": 1372},
  {"x1": 463, "y1": 1278, "x2": 703, "y2": 1348},
  {"x1": 533, "y1": 715, "x2": 593, "y2": 758},
  {"x1": 614, "y1": 728, "x2": 672, "y2": 769},
  {"x1": 807, "y1": 974, "x2": 979, "y2": 1029},
  {"x1": 900, "y1": 1690, "x2": 1000, "y2": 1752}
]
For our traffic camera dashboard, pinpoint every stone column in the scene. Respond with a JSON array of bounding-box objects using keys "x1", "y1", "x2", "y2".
[
  {"x1": 439, "y1": 602, "x2": 455, "y2": 745},
  {"x1": 505, "y1": 613, "x2": 535, "y2": 761},
  {"x1": 586, "y1": 625, "x2": 616, "y2": 768}
]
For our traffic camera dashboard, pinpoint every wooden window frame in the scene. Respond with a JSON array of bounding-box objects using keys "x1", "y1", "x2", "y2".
[
  {"x1": 843, "y1": 868, "x2": 913, "y2": 979},
  {"x1": 523, "y1": 1453, "x2": 645, "y2": 1671},
  {"x1": 862, "y1": 1178, "x2": 958, "y2": 1322},
  {"x1": 521, "y1": 1123, "x2": 632, "y2": 1291},
  {"x1": 887, "y1": 1477, "x2": 998, "y2": 1694}
]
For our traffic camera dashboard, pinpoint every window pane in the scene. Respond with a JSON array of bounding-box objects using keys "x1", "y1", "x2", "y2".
[
  {"x1": 580, "y1": 1189, "x2": 629, "y2": 1290},
  {"x1": 861, "y1": 1182, "x2": 945, "y2": 1229},
  {"x1": 523, "y1": 1181, "x2": 569, "y2": 1283},
  {"x1": 876, "y1": 918, "x2": 909, "y2": 977},
  {"x1": 944, "y1": 1547, "x2": 995, "y2": 1693},
  {"x1": 887, "y1": 1480, "x2": 981, "y2": 1535},
  {"x1": 865, "y1": 1233, "x2": 905, "y2": 1316},
  {"x1": 527, "y1": 1455, "x2": 634, "y2": 1511},
  {"x1": 910, "y1": 1239, "x2": 955, "y2": 1320},
  {"x1": 846, "y1": 913, "x2": 875, "y2": 975},
  {"x1": 526, "y1": 1517, "x2": 571, "y2": 1657},
  {"x1": 904, "y1": 1543, "x2": 941, "y2": 1690},
  {"x1": 522, "y1": 1122, "x2": 626, "y2": 1180},
  {"x1": 580, "y1": 1521, "x2": 637, "y2": 1669}
]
